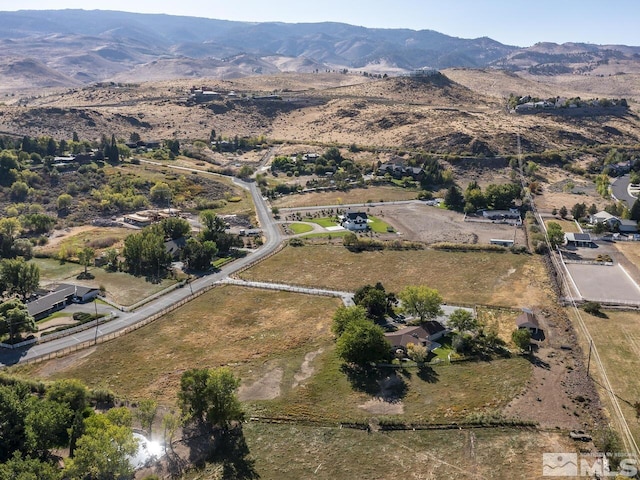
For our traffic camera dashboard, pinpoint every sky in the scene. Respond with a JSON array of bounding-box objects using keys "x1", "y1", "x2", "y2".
[{"x1": 5, "y1": 0, "x2": 640, "y2": 47}]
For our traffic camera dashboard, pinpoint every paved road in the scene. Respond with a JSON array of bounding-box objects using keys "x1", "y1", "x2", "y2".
[
  {"x1": 611, "y1": 174, "x2": 636, "y2": 208},
  {"x1": 0, "y1": 174, "x2": 284, "y2": 367}
]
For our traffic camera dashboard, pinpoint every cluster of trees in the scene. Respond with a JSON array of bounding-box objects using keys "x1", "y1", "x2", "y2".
[
  {"x1": 332, "y1": 305, "x2": 391, "y2": 366},
  {"x1": 0, "y1": 258, "x2": 40, "y2": 300},
  {"x1": 271, "y1": 147, "x2": 361, "y2": 178},
  {"x1": 446, "y1": 181, "x2": 522, "y2": 213},
  {"x1": 446, "y1": 309, "x2": 509, "y2": 357},
  {"x1": 0, "y1": 364, "x2": 246, "y2": 479},
  {"x1": 0, "y1": 298, "x2": 36, "y2": 343},
  {"x1": 122, "y1": 212, "x2": 241, "y2": 277}
]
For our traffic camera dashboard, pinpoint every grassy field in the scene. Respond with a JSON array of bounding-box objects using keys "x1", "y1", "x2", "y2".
[
  {"x1": 368, "y1": 215, "x2": 392, "y2": 233},
  {"x1": 239, "y1": 244, "x2": 552, "y2": 307},
  {"x1": 544, "y1": 218, "x2": 581, "y2": 233},
  {"x1": 570, "y1": 308, "x2": 640, "y2": 443},
  {"x1": 229, "y1": 423, "x2": 574, "y2": 480},
  {"x1": 36, "y1": 226, "x2": 131, "y2": 258},
  {"x1": 33, "y1": 258, "x2": 178, "y2": 307},
  {"x1": 250, "y1": 345, "x2": 531, "y2": 423},
  {"x1": 614, "y1": 242, "x2": 640, "y2": 270},
  {"x1": 288, "y1": 222, "x2": 314, "y2": 234},
  {"x1": 272, "y1": 186, "x2": 419, "y2": 208},
  {"x1": 13, "y1": 286, "x2": 342, "y2": 403}
]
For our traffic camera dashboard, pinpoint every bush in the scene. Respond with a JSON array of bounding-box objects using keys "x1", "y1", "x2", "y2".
[
  {"x1": 583, "y1": 302, "x2": 602, "y2": 315},
  {"x1": 289, "y1": 238, "x2": 304, "y2": 247}
]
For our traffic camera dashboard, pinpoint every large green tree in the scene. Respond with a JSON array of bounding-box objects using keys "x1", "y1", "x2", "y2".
[
  {"x1": 0, "y1": 299, "x2": 36, "y2": 343},
  {"x1": 178, "y1": 367, "x2": 244, "y2": 431},
  {"x1": 0, "y1": 259, "x2": 40, "y2": 300},
  {"x1": 353, "y1": 283, "x2": 393, "y2": 320},
  {"x1": 448, "y1": 308, "x2": 479, "y2": 334},
  {"x1": 331, "y1": 305, "x2": 368, "y2": 337},
  {"x1": 335, "y1": 320, "x2": 390, "y2": 366},
  {"x1": 181, "y1": 238, "x2": 218, "y2": 271},
  {"x1": 546, "y1": 221, "x2": 565, "y2": 248},
  {"x1": 64, "y1": 413, "x2": 138, "y2": 480},
  {"x1": 123, "y1": 228, "x2": 172, "y2": 277},
  {"x1": 398, "y1": 285, "x2": 443, "y2": 323}
]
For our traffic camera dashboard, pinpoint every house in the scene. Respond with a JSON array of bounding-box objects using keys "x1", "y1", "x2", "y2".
[
  {"x1": 123, "y1": 213, "x2": 153, "y2": 227},
  {"x1": 605, "y1": 217, "x2": 638, "y2": 234},
  {"x1": 341, "y1": 211, "x2": 369, "y2": 231},
  {"x1": 384, "y1": 321, "x2": 448, "y2": 352},
  {"x1": 565, "y1": 232, "x2": 593, "y2": 247},
  {"x1": 515, "y1": 308, "x2": 540, "y2": 334},
  {"x1": 164, "y1": 237, "x2": 187, "y2": 259},
  {"x1": 26, "y1": 284, "x2": 99, "y2": 320},
  {"x1": 377, "y1": 161, "x2": 425, "y2": 181},
  {"x1": 590, "y1": 211, "x2": 615, "y2": 225}
]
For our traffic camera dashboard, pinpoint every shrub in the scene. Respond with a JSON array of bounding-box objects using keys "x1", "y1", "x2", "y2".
[{"x1": 583, "y1": 302, "x2": 603, "y2": 315}]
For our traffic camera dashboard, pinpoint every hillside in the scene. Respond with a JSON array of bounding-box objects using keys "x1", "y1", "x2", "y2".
[{"x1": 2, "y1": 71, "x2": 639, "y2": 157}]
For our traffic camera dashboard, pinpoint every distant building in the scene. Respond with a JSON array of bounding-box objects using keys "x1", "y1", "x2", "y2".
[{"x1": 341, "y1": 211, "x2": 369, "y2": 231}]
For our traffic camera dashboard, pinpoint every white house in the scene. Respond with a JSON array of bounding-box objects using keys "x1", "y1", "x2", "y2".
[
  {"x1": 341, "y1": 211, "x2": 369, "y2": 231},
  {"x1": 589, "y1": 211, "x2": 615, "y2": 225}
]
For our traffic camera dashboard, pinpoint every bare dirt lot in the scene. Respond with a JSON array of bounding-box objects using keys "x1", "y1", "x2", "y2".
[{"x1": 368, "y1": 203, "x2": 525, "y2": 245}]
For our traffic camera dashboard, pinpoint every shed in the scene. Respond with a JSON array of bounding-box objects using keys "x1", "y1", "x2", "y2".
[
  {"x1": 565, "y1": 232, "x2": 592, "y2": 247},
  {"x1": 515, "y1": 309, "x2": 540, "y2": 334}
]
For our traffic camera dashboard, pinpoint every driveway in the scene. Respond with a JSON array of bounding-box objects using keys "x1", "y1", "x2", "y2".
[{"x1": 611, "y1": 174, "x2": 637, "y2": 208}]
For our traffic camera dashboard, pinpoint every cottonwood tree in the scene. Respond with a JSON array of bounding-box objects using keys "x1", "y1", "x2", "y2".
[
  {"x1": 77, "y1": 247, "x2": 95, "y2": 277},
  {"x1": 448, "y1": 309, "x2": 479, "y2": 334},
  {"x1": 546, "y1": 221, "x2": 564, "y2": 248},
  {"x1": 398, "y1": 285, "x2": 443, "y2": 323},
  {"x1": 178, "y1": 367, "x2": 244, "y2": 432},
  {"x1": 512, "y1": 328, "x2": 531, "y2": 352},
  {"x1": 332, "y1": 305, "x2": 368, "y2": 337},
  {"x1": 335, "y1": 319, "x2": 390, "y2": 366},
  {"x1": 135, "y1": 399, "x2": 158, "y2": 440}
]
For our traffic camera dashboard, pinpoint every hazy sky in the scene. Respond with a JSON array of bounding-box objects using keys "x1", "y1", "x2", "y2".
[{"x1": 6, "y1": 0, "x2": 640, "y2": 47}]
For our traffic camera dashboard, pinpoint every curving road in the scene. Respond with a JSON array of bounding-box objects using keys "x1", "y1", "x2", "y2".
[
  {"x1": 0, "y1": 174, "x2": 284, "y2": 367},
  {"x1": 611, "y1": 174, "x2": 637, "y2": 208}
]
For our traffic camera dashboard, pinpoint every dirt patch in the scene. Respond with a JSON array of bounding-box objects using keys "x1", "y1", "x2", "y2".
[
  {"x1": 292, "y1": 348, "x2": 323, "y2": 389},
  {"x1": 359, "y1": 398, "x2": 405, "y2": 415},
  {"x1": 35, "y1": 347, "x2": 96, "y2": 377},
  {"x1": 42, "y1": 226, "x2": 96, "y2": 250},
  {"x1": 238, "y1": 367, "x2": 283, "y2": 401},
  {"x1": 366, "y1": 203, "x2": 525, "y2": 246}
]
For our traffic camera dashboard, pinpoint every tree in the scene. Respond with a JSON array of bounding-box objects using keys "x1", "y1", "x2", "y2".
[
  {"x1": 178, "y1": 367, "x2": 244, "y2": 431},
  {"x1": 546, "y1": 221, "x2": 564, "y2": 248},
  {"x1": 149, "y1": 181, "x2": 172, "y2": 205},
  {"x1": 162, "y1": 412, "x2": 180, "y2": 454},
  {"x1": 583, "y1": 301, "x2": 603, "y2": 316},
  {"x1": 444, "y1": 185, "x2": 464, "y2": 211},
  {"x1": 551, "y1": 207, "x2": 558, "y2": 216},
  {"x1": 406, "y1": 342, "x2": 428, "y2": 364},
  {"x1": 588, "y1": 203, "x2": 598, "y2": 216},
  {"x1": 46, "y1": 379, "x2": 88, "y2": 413},
  {"x1": 448, "y1": 309, "x2": 479, "y2": 333},
  {"x1": 0, "y1": 258, "x2": 40, "y2": 300},
  {"x1": 24, "y1": 397, "x2": 73, "y2": 456},
  {"x1": 332, "y1": 305, "x2": 368, "y2": 337},
  {"x1": 103, "y1": 248, "x2": 119, "y2": 271},
  {"x1": 559, "y1": 206, "x2": 568, "y2": 219},
  {"x1": 0, "y1": 451, "x2": 62, "y2": 480},
  {"x1": 158, "y1": 217, "x2": 191, "y2": 240},
  {"x1": 512, "y1": 328, "x2": 531, "y2": 352},
  {"x1": 353, "y1": 283, "x2": 392, "y2": 319},
  {"x1": 10, "y1": 181, "x2": 29, "y2": 201},
  {"x1": 181, "y1": 238, "x2": 218, "y2": 271},
  {"x1": 64, "y1": 413, "x2": 138, "y2": 480},
  {"x1": 238, "y1": 165, "x2": 254, "y2": 179},
  {"x1": 56, "y1": 193, "x2": 73, "y2": 212},
  {"x1": 123, "y1": 229, "x2": 172, "y2": 277},
  {"x1": 135, "y1": 399, "x2": 158, "y2": 440},
  {"x1": 0, "y1": 218, "x2": 21, "y2": 241},
  {"x1": 571, "y1": 202, "x2": 587, "y2": 220},
  {"x1": 335, "y1": 320, "x2": 390, "y2": 366},
  {"x1": 398, "y1": 285, "x2": 443, "y2": 323},
  {"x1": 0, "y1": 384, "x2": 28, "y2": 461},
  {"x1": 0, "y1": 298, "x2": 38, "y2": 343},
  {"x1": 77, "y1": 247, "x2": 95, "y2": 276},
  {"x1": 630, "y1": 199, "x2": 640, "y2": 222},
  {"x1": 484, "y1": 183, "x2": 521, "y2": 210}
]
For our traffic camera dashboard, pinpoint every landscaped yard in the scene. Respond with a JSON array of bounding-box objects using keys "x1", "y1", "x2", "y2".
[
  {"x1": 307, "y1": 217, "x2": 339, "y2": 228},
  {"x1": 367, "y1": 215, "x2": 393, "y2": 233},
  {"x1": 32, "y1": 258, "x2": 179, "y2": 307},
  {"x1": 544, "y1": 218, "x2": 581, "y2": 234},
  {"x1": 239, "y1": 244, "x2": 552, "y2": 307},
  {"x1": 288, "y1": 222, "x2": 314, "y2": 234}
]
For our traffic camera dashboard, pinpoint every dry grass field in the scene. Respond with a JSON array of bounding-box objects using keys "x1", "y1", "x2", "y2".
[
  {"x1": 569, "y1": 308, "x2": 640, "y2": 443},
  {"x1": 13, "y1": 286, "x2": 342, "y2": 403},
  {"x1": 239, "y1": 244, "x2": 553, "y2": 308},
  {"x1": 272, "y1": 185, "x2": 419, "y2": 208},
  {"x1": 236, "y1": 424, "x2": 576, "y2": 480}
]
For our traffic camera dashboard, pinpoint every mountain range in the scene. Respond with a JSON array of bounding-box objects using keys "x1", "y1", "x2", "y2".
[{"x1": 1, "y1": 9, "x2": 639, "y2": 89}]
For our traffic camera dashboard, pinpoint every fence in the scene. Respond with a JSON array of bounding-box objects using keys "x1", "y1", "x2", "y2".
[{"x1": 0, "y1": 313, "x2": 116, "y2": 350}]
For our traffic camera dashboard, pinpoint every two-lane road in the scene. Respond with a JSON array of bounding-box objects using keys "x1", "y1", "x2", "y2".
[{"x1": 0, "y1": 176, "x2": 284, "y2": 367}]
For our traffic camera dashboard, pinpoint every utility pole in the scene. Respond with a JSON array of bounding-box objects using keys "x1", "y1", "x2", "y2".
[
  {"x1": 94, "y1": 296, "x2": 99, "y2": 344},
  {"x1": 586, "y1": 339, "x2": 593, "y2": 377}
]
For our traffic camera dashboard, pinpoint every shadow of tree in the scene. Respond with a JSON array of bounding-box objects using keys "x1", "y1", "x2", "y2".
[
  {"x1": 416, "y1": 364, "x2": 439, "y2": 383},
  {"x1": 208, "y1": 425, "x2": 259, "y2": 480},
  {"x1": 341, "y1": 365, "x2": 409, "y2": 400}
]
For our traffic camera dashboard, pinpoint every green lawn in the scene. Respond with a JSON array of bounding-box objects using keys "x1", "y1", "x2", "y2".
[
  {"x1": 289, "y1": 223, "x2": 314, "y2": 234},
  {"x1": 367, "y1": 215, "x2": 393, "y2": 233},
  {"x1": 307, "y1": 218, "x2": 339, "y2": 228}
]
